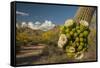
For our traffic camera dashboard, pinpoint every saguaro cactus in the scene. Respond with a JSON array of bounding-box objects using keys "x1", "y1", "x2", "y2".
[
  {"x1": 74, "y1": 7, "x2": 96, "y2": 23},
  {"x1": 58, "y1": 7, "x2": 96, "y2": 59}
]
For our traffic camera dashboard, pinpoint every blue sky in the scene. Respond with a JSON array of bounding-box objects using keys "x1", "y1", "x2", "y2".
[{"x1": 16, "y1": 3, "x2": 78, "y2": 25}]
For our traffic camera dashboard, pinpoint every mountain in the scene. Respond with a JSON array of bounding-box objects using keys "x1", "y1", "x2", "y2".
[{"x1": 16, "y1": 20, "x2": 56, "y2": 31}]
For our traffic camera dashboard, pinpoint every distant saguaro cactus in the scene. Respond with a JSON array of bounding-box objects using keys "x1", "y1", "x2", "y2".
[{"x1": 74, "y1": 7, "x2": 96, "y2": 23}]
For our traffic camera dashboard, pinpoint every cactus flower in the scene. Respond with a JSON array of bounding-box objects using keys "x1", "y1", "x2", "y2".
[
  {"x1": 64, "y1": 19, "x2": 75, "y2": 27},
  {"x1": 80, "y1": 20, "x2": 89, "y2": 27},
  {"x1": 74, "y1": 52, "x2": 84, "y2": 59},
  {"x1": 58, "y1": 34, "x2": 68, "y2": 48}
]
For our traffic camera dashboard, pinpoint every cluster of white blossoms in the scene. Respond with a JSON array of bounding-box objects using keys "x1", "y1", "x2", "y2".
[
  {"x1": 80, "y1": 20, "x2": 89, "y2": 27},
  {"x1": 64, "y1": 19, "x2": 75, "y2": 27},
  {"x1": 58, "y1": 34, "x2": 67, "y2": 48}
]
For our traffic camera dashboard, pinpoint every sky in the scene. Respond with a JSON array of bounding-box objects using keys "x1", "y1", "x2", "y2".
[{"x1": 16, "y1": 2, "x2": 78, "y2": 25}]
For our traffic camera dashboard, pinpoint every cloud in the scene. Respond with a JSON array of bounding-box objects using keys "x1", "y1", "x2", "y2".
[
  {"x1": 39, "y1": 20, "x2": 55, "y2": 31},
  {"x1": 18, "y1": 20, "x2": 55, "y2": 31},
  {"x1": 16, "y1": 11, "x2": 29, "y2": 16},
  {"x1": 21, "y1": 22, "x2": 27, "y2": 27},
  {"x1": 35, "y1": 21, "x2": 41, "y2": 25},
  {"x1": 28, "y1": 22, "x2": 35, "y2": 29}
]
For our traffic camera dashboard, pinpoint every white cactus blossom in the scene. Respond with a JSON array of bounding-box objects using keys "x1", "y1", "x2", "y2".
[
  {"x1": 74, "y1": 52, "x2": 84, "y2": 60},
  {"x1": 58, "y1": 34, "x2": 67, "y2": 48},
  {"x1": 80, "y1": 20, "x2": 89, "y2": 27},
  {"x1": 64, "y1": 19, "x2": 74, "y2": 27}
]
